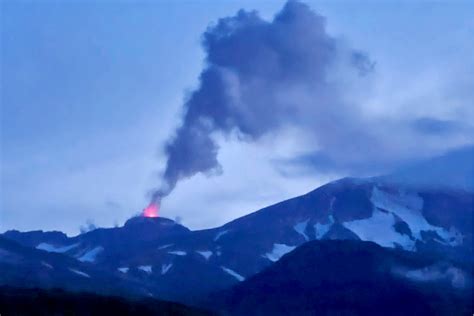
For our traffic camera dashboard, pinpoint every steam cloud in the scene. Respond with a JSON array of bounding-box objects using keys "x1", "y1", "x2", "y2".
[{"x1": 153, "y1": 1, "x2": 375, "y2": 201}]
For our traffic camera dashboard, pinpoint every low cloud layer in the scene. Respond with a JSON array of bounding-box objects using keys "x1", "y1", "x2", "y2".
[{"x1": 393, "y1": 264, "x2": 468, "y2": 289}]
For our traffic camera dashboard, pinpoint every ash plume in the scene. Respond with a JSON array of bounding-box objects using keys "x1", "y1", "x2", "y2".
[{"x1": 153, "y1": 1, "x2": 375, "y2": 201}]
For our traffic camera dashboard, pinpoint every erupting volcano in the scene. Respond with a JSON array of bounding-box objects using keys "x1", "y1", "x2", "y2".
[{"x1": 143, "y1": 202, "x2": 159, "y2": 218}]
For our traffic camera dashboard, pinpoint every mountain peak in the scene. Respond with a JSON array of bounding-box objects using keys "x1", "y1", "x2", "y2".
[{"x1": 124, "y1": 216, "x2": 177, "y2": 228}]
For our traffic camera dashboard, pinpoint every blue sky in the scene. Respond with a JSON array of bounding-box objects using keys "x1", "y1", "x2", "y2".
[{"x1": 2, "y1": 1, "x2": 473, "y2": 235}]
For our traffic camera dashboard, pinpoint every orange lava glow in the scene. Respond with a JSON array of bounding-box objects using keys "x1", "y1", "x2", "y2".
[{"x1": 143, "y1": 203, "x2": 159, "y2": 218}]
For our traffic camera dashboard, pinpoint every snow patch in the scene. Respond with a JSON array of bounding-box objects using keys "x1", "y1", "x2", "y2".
[
  {"x1": 314, "y1": 215, "x2": 334, "y2": 239},
  {"x1": 168, "y1": 250, "x2": 186, "y2": 256},
  {"x1": 36, "y1": 243, "x2": 79, "y2": 253},
  {"x1": 196, "y1": 250, "x2": 213, "y2": 260},
  {"x1": 343, "y1": 208, "x2": 415, "y2": 250},
  {"x1": 214, "y1": 230, "x2": 229, "y2": 241},
  {"x1": 69, "y1": 268, "x2": 90, "y2": 278},
  {"x1": 435, "y1": 227, "x2": 464, "y2": 246},
  {"x1": 221, "y1": 266, "x2": 245, "y2": 281},
  {"x1": 41, "y1": 261, "x2": 53, "y2": 269},
  {"x1": 138, "y1": 265, "x2": 152, "y2": 274},
  {"x1": 161, "y1": 263, "x2": 173, "y2": 275},
  {"x1": 158, "y1": 244, "x2": 173, "y2": 250},
  {"x1": 118, "y1": 267, "x2": 129, "y2": 273},
  {"x1": 264, "y1": 243, "x2": 296, "y2": 262},
  {"x1": 77, "y1": 246, "x2": 103, "y2": 263},
  {"x1": 370, "y1": 187, "x2": 463, "y2": 246},
  {"x1": 294, "y1": 219, "x2": 309, "y2": 241}
]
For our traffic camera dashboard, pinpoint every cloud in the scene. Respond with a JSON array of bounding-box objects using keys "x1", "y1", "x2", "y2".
[
  {"x1": 410, "y1": 117, "x2": 466, "y2": 135},
  {"x1": 393, "y1": 264, "x2": 468, "y2": 289},
  {"x1": 155, "y1": 0, "x2": 376, "y2": 199},
  {"x1": 152, "y1": 0, "x2": 474, "y2": 201},
  {"x1": 79, "y1": 219, "x2": 97, "y2": 234}
]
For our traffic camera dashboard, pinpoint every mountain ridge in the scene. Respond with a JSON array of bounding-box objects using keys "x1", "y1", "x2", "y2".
[
  {"x1": 2, "y1": 176, "x2": 472, "y2": 305},
  {"x1": 2, "y1": 148, "x2": 473, "y2": 305}
]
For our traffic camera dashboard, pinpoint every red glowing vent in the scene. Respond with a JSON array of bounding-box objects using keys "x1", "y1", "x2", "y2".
[{"x1": 143, "y1": 203, "x2": 159, "y2": 218}]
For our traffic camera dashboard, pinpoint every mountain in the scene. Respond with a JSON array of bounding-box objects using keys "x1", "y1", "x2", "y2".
[
  {"x1": 210, "y1": 240, "x2": 473, "y2": 316},
  {"x1": 2, "y1": 176, "x2": 473, "y2": 304},
  {"x1": 0, "y1": 149, "x2": 474, "y2": 304}
]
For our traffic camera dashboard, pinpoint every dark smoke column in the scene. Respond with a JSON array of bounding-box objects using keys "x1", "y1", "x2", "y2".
[
  {"x1": 152, "y1": 114, "x2": 221, "y2": 201},
  {"x1": 152, "y1": 0, "x2": 374, "y2": 202}
]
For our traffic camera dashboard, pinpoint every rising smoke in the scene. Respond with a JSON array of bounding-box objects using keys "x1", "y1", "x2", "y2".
[{"x1": 152, "y1": 1, "x2": 375, "y2": 202}]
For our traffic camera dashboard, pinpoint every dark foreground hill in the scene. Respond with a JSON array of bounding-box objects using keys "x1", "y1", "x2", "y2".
[
  {"x1": 209, "y1": 240, "x2": 473, "y2": 316},
  {"x1": 0, "y1": 287, "x2": 212, "y2": 316}
]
